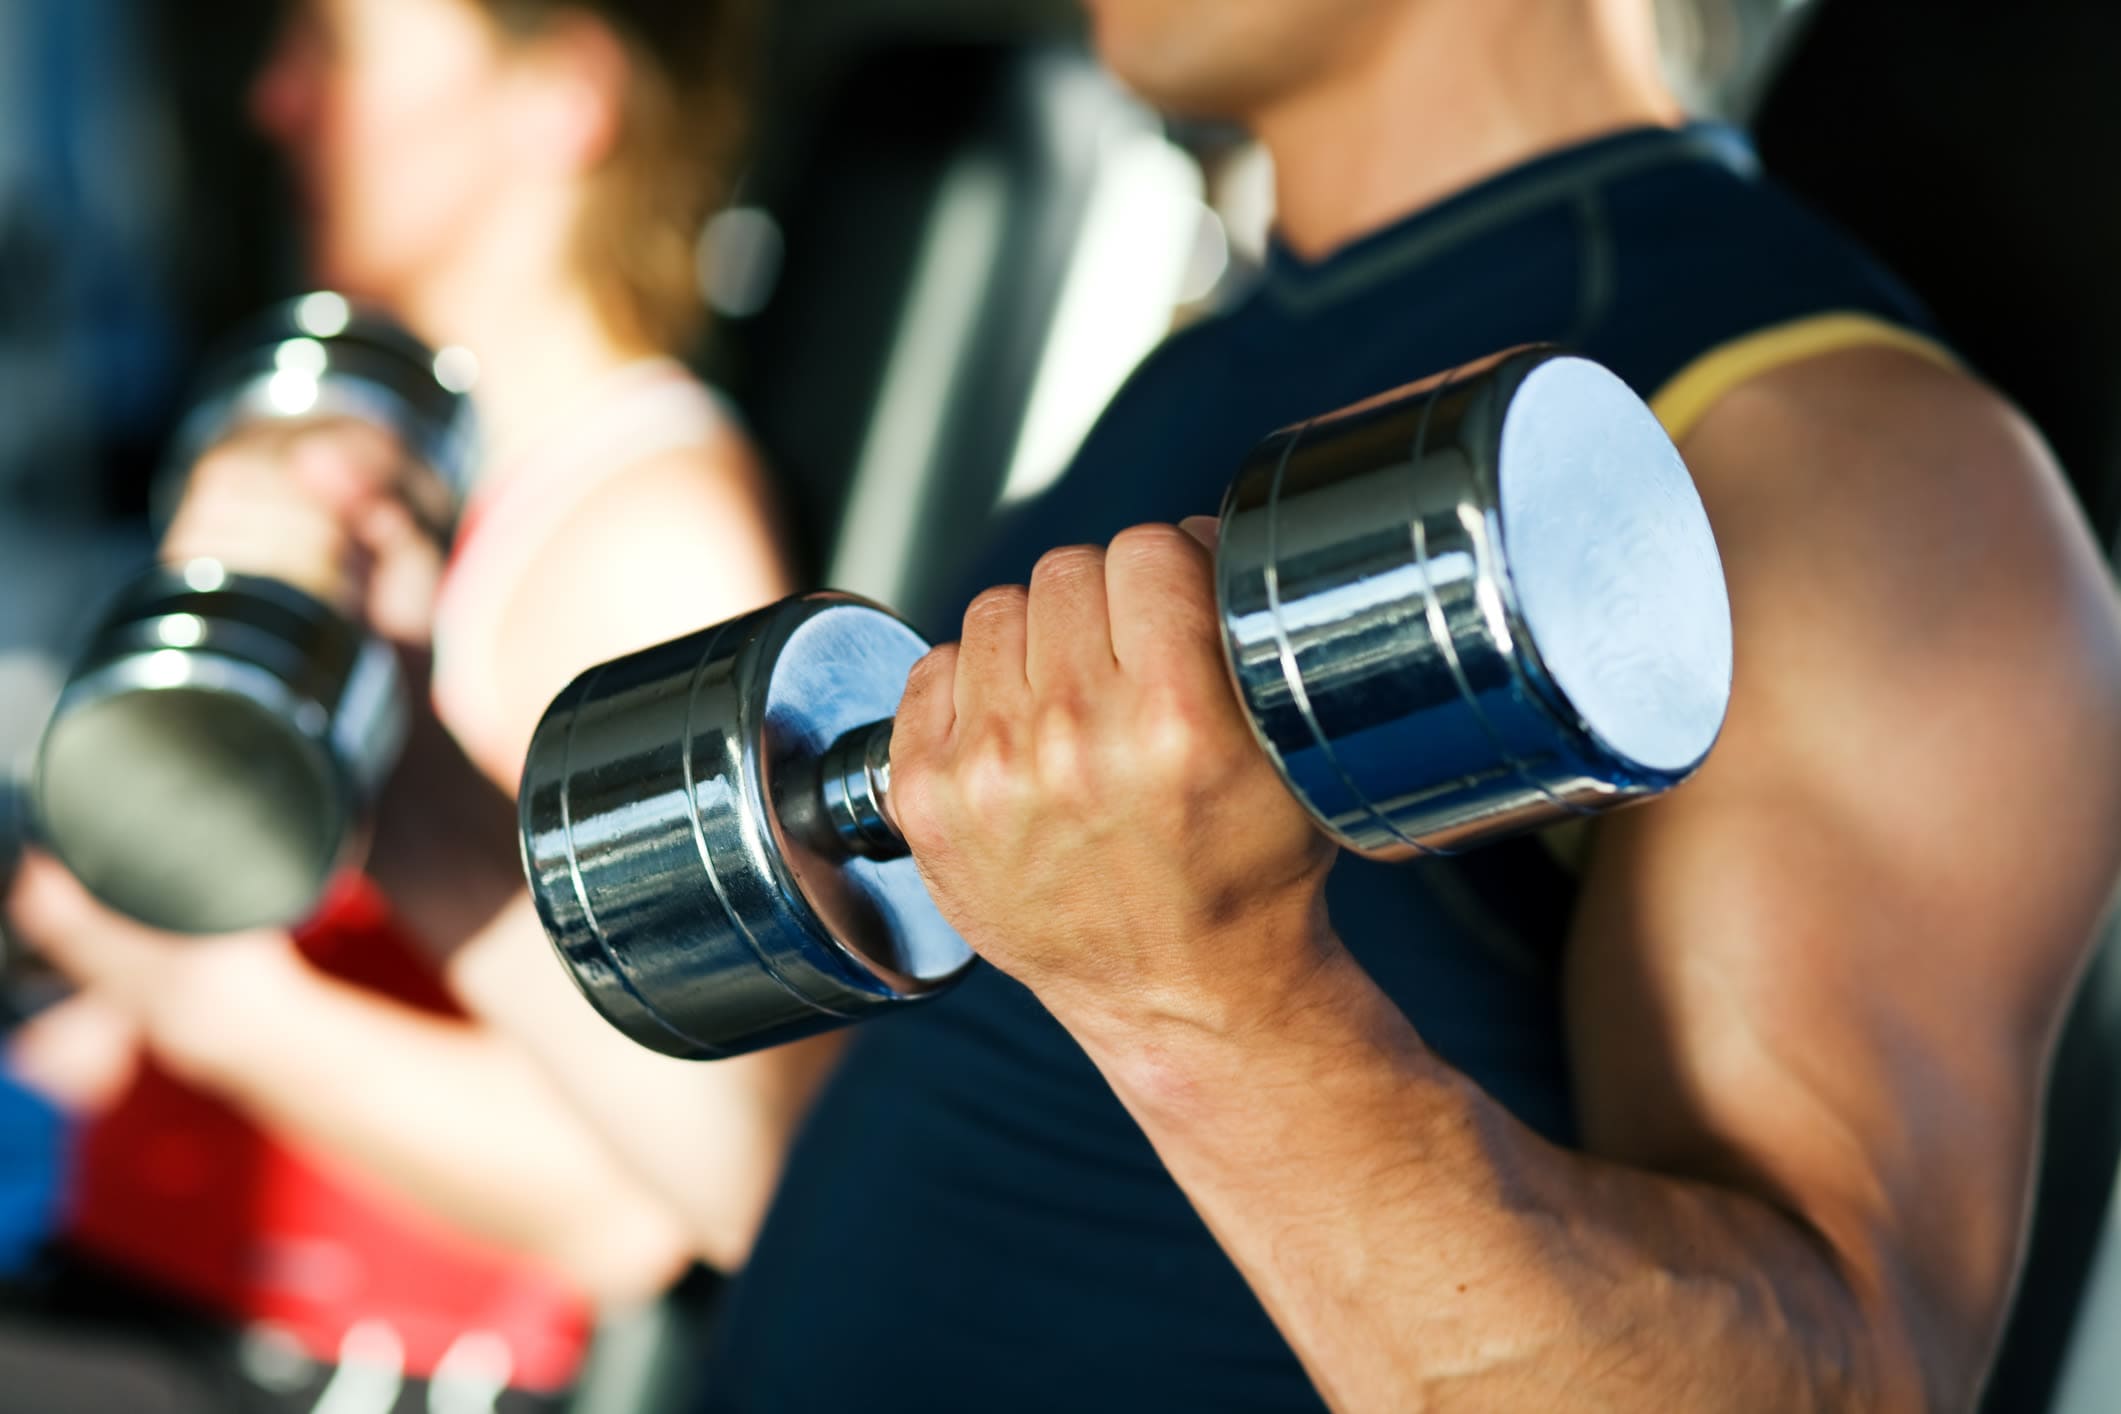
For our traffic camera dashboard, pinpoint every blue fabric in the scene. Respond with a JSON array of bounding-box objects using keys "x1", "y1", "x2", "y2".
[
  {"x1": 704, "y1": 124, "x2": 1932, "y2": 1413},
  {"x1": 0, "y1": 1068, "x2": 66, "y2": 1277}
]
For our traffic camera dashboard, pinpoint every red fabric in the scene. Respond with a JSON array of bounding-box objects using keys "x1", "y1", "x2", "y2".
[{"x1": 64, "y1": 877, "x2": 592, "y2": 1393}]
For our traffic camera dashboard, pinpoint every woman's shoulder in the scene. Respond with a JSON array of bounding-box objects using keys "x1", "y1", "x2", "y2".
[{"x1": 433, "y1": 366, "x2": 788, "y2": 773}]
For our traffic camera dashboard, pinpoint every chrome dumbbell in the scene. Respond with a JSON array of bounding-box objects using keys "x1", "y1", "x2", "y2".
[
  {"x1": 32, "y1": 295, "x2": 476, "y2": 935},
  {"x1": 520, "y1": 349, "x2": 1734, "y2": 1060}
]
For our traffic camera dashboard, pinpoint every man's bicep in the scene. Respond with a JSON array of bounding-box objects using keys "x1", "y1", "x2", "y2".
[
  {"x1": 1565, "y1": 786, "x2": 2040, "y2": 1274},
  {"x1": 1563, "y1": 350, "x2": 2121, "y2": 1372}
]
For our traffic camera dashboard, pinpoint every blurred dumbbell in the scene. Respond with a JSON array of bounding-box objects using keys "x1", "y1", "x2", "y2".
[
  {"x1": 520, "y1": 349, "x2": 1735, "y2": 1061},
  {"x1": 31, "y1": 295, "x2": 476, "y2": 935}
]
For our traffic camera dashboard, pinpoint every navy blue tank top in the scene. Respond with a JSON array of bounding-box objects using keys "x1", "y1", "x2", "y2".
[{"x1": 703, "y1": 124, "x2": 1938, "y2": 1413}]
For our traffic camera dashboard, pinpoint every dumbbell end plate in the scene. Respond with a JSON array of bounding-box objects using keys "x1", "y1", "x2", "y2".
[
  {"x1": 520, "y1": 595, "x2": 974, "y2": 1061},
  {"x1": 1497, "y1": 356, "x2": 1732, "y2": 775},
  {"x1": 1217, "y1": 349, "x2": 1733, "y2": 860},
  {"x1": 33, "y1": 568, "x2": 398, "y2": 934}
]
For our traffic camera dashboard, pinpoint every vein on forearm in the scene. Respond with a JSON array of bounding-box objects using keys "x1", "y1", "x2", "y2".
[{"x1": 1082, "y1": 963, "x2": 1883, "y2": 1414}]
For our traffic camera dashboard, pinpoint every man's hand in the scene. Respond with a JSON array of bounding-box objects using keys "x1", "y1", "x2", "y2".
[
  {"x1": 889, "y1": 520, "x2": 1336, "y2": 1042},
  {"x1": 162, "y1": 418, "x2": 444, "y2": 644}
]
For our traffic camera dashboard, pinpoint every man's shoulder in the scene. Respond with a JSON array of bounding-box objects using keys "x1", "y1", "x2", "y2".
[
  {"x1": 1591, "y1": 160, "x2": 1938, "y2": 404},
  {"x1": 1694, "y1": 342, "x2": 2016, "y2": 473},
  {"x1": 1684, "y1": 344, "x2": 2076, "y2": 600}
]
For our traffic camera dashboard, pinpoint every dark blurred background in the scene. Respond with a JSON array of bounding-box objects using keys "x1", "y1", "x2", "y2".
[
  {"x1": 0, "y1": 0, "x2": 1815, "y2": 747},
  {"x1": 10, "y1": 2, "x2": 2121, "y2": 1412},
  {"x1": 0, "y1": 0, "x2": 1806, "y2": 524}
]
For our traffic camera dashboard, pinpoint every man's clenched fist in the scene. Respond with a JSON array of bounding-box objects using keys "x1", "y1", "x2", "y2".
[{"x1": 888, "y1": 521, "x2": 1338, "y2": 1044}]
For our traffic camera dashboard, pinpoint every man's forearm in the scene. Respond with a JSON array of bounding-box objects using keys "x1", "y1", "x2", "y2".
[{"x1": 1062, "y1": 947, "x2": 1904, "y2": 1414}]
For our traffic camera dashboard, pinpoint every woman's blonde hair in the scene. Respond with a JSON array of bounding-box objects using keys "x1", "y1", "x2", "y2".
[{"x1": 483, "y1": 0, "x2": 755, "y2": 354}]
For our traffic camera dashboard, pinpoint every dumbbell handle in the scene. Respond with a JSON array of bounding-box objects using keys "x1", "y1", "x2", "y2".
[{"x1": 813, "y1": 718, "x2": 909, "y2": 863}]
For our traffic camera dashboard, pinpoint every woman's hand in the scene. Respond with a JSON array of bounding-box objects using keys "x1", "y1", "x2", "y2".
[
  {"x1": 162, "y1": 418, "x2": 447, "y2": 645},
  {"x1": 3, "y1": 852, "x2": 310, "y2": 1089},
  {"x1": 5, "y1": 993, "x2": 141, "y2": 1114}
]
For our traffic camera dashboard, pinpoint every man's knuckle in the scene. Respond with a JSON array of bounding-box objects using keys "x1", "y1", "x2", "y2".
[
  {"x1": 1032, "y1": 699, "x2": 1094, "y2": 788},
  {"x1": 1031, "y1": 544, "x2": 1104, "y2": 589},
  {"x1": 1137, "y1": 685, "x2": 1220, "y2": 769},
  {"x1": 964, "y1": 585, "x2": 1029, "y2": 630},
  {"x1": 904, "y1": 645, "x2": 957, "y2": 697},
  {"x1": 1109, "y1": 522, "x2": 1192, "y2": 565},
  {"x1": 888, "y1": 764, "x2": 945, "y2": 846},
  {"x1": 961, "y1": 730, "x2": 1029, "y2": 812},
  {"x1": 1034, "y1": 691, "x2": 1092, "y2": 738}
]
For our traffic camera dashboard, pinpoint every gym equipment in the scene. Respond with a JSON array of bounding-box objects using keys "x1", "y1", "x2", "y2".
[
  {"x1": 32, "y1": 295, "x2": 476, "y2": 935},
  {"x1": 519, "y1": 348, "x2": 1734, "y2": 1060}
]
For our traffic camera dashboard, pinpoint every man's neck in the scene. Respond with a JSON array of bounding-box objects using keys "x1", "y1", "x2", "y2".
[{"x1": 1255, "y1": 0, "x2": 1683, "y2": 261}]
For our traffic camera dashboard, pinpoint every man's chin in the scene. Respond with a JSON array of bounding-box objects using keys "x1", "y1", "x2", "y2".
[
  {"x1": 1088, "y1": 23, "x2": 1283, "y2": 121},
  {"x1": 1100, "y1": 58, "x2": 1274, "y2": 124},
  {"x1": 305, "y1": 246, "x2": 395, "y2": 309}
]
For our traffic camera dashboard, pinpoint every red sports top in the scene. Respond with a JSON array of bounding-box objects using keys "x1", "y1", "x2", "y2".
[{"x1": 65, "y1": 875, "x2": 591, "y2": 1391}]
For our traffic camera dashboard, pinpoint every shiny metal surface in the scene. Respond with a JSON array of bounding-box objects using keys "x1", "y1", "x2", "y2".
[
  {"x1": 814, "y1": 717, "x2": 907, "y2": 863},
  {"x1": 34, "y1": 567, "x2": 404, "y2": 933},
  {"x1": 164, "y1": 293, "x2": 480, "y2": 520},
  {"x1": 517, "y1": 349, "x2": 1732, "y2": 1061},
  {"x1": 33, "y1": 296, "x2": 468, "y2": 934},
  {"x1": 1216, "y1": 349, "x2": 1732, "y2": 858},
  {"x1": 520, "y1": 596, "x2": 970, "y2": 1060}
]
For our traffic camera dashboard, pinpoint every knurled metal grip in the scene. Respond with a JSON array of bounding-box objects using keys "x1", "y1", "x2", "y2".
[
  {"x1": 813, "y1": 718, "x2": 907, "y2": 863},
  {"x1": 519, "y1": 348, "x2": 1735, "y2": 1061}
]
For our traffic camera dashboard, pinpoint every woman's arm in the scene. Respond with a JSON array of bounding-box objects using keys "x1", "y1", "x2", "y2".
[
  {"x1": 372, "y1": 440, "x2": 848, "y2": 1271},
  {"x1": 445, "y1": 892, "x2": 847, "y2": 1275},
  {"x1": 137, "y1": 416, "x2": 837, "y2": 1274},
  {"x1": 4, "y1": 854, "x2": 693, "y2": 1302}
]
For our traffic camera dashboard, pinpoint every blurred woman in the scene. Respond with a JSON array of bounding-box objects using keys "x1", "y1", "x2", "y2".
[{"x1": 0, "y1": 1, "x2": 792, "y2": 1409}]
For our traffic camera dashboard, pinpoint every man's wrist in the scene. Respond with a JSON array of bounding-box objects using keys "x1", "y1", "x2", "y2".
[
  {"x1": 1054, "y1": 919, "x2": 1416, "y2": 1122},
  {"x1": 1062, "y1": 938, "x2": 1492, "y2": 1232},
  {"x1": 1035, "y1": 892, "x2": 1332, "y2": 1037}
]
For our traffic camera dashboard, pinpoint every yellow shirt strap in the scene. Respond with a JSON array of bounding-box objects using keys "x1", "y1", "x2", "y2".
[
  {"x1": 1537, "y1": 315, "x2": 1956, "y2": 878},
  {"x1": 1650, "y1": 312, "x2": 1961, "y2": 444}
]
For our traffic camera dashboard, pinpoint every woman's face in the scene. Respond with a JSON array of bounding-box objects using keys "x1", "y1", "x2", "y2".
[{"x1": 251, "y1": 0, "x2": 522, "y2": 302}]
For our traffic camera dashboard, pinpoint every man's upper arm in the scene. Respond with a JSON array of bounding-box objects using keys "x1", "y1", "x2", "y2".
[{"x1": 1565, "y1": 347, "x2": 2121, "y2": 1401}]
